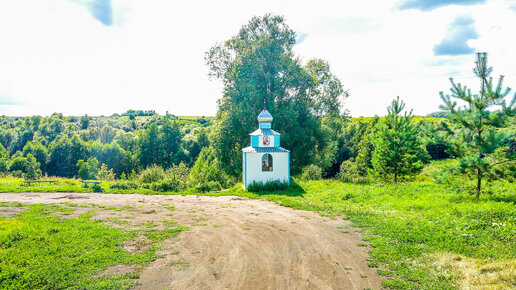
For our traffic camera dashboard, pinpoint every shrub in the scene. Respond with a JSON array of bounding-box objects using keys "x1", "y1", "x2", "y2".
[
  {"x1": 24, "y1": 154, "x2": 42, "y2": 180},
  {"x1": 11, "y1": 170, "x2": 24, "y2": 178},
  {"x1": 77, "y1": 158, "x2": 99, "y2": 180},
  {"x1": 430, "y1": 162, "x2": 474, "y2": 194},
  {"x1": 0, "y1": 159, "x2": 8, "y2": 173},
  {"x1": 151, "y1": 178, "x2": 184, "y2": 192},
  {"x1": 9, "y1": 157, "x2": 27, "y2": 173},
  {"x1": 337, "y1": 160, "x2": 359, "y2": 182},
  {"x1": 97, "y1": 164, "x2": 115, "y2": 181},
  {"x1": 195, "y1": 181, "x2": 222, "y2": 193},
  {"x1": 301, "y1": 165, "x2": 323, "y2": 180},
  {"x1": 246, "y1": 180, "x2": 289, "y2": 192},
  {"x1": 165, "y1": 162, "x2": 190, "y2": 183},
  {"x1": 189, "y1": 147, "x2": 234, "y2": 188},
  {"x1": 91, "y1": 183, "x2": 103, "y2": 193},
  {"x1": 139, "y1": 165, "x2": 165, "y2": 183},
  {"x1": 109, "y1": 180, "x2": 139, "y2": 190}
]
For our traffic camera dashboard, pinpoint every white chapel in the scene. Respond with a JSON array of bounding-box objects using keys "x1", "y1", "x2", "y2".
[{"x1": 242, "y1": 110, "x2": 290, "y2": 188}]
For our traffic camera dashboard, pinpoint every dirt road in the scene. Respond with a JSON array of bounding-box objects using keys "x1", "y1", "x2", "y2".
[{"x1": 0, "y1": 192, "x2": 383, "y2": 289}]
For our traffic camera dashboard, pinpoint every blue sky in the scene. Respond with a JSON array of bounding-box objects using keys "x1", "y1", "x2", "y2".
[{"x1": 0, "y1": 0, "x2": 515, "y2": 117}]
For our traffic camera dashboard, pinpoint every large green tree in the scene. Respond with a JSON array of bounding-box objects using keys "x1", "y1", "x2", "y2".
[
  {"x1": 440, "y1": 52, "x2": 515, "y2": 197},
  {"x1": 22, "y1": 141, "x2": 48, "y2": 173},
  {"x1": 371, "y1": 97, "x2": 428, "y2": 182},
  {"x1": 206, "y1": 14, "x2": 344, "y2": 176},
  {"x1": 305, "y1": 59, "x2": 347, "y2": 117},
  {"x1": 47, "y1": 135, "x2": 88, "y2": 177}
]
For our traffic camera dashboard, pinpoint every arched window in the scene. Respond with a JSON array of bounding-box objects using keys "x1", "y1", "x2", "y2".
[{"x1": 262, "y1": 154, "x2": 273, "y2": 171}]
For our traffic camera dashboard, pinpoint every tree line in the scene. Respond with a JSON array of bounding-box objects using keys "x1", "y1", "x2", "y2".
[{"x1": 0, "y1": 113, "x2": 210, "y2": 181}]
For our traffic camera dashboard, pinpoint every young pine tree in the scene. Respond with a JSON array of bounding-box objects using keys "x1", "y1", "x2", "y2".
[
  {"x1": 440, "y1": 52, "x2": 515, "y2": 197},
  {"x1": 371, "y1": 97, "x2": 428, "y2": 182}
]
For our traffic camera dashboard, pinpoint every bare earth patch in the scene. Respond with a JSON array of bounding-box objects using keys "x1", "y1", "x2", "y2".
[
  {"x1": 0, "y1": 192, "x2": 383, "y2": 289},
  {"x1": 432, "y1": 253, "x2": 516, "y2": 289}
]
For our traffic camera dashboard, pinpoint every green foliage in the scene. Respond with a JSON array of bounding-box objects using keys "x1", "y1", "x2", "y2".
[
  {"x1": 23, "y1": 154, "x2": 42, "y2": 181},
  {"x1": 206, "y1": 14, "x2": 342, "y2": 176},
  {"x1": 100, "y1": 126, "x2": 117, "y2": 144},
  {"x1": 79, "y1": 114, "x2": 90, "y2": 129},
  {"x1": 195, "y1": 181, "x2": 222, "y2": 192},
  {"x1": 0, "y1": 159, "x2": 8, "y2": 174},
  {"x1": 337, "y1": 160, "x2": 359, "y2": 182},
  {"x1": 313, "y1": 116, "x2": 347, "y2": 175},
  {"x1": 371, "y1": 97, "x2": 429, "y2": 182},
  {"x1": 97, "y1": 164, "x2": 115, "y2": 181},
  {"x1": 301, "y1": 164, "x2": 323, "y2": 180},
  {"x1": 121, "y1": 110, "x2": 156, "y2": 117},
  {"x1": 354, "y1": 119, "x2": 378, "y2": 176},
  {"x1": 0, "y1": 143, "x2": 9, "y2": 159},
  {"x1": 182, "y1": 128, "x2": 210, "y2": 166},
  {"x1": 8, "y1": 152, "x2": 43, "y2": 181},
  {"x1": 77, "y1": 158, "x2": 99, "y2": 180},
  {"x1": 246, "y1": 180, "x2": 289, "y2": 192},
  {"x1": 150, "y1": 179, "x2": 181, "y2": 192},
  {"x1": 109, "y1": 180, "x2": 139, "y2": 190},
  {"x1": 305, "y1": 58, "x2": 348, "y2": 117},
  {"x1": 0, "y1": 203, "x2": 184, "y2": 289},
  {"x1": 91, "y1": 183, "x2": 103, "y2": 192},
  {"x1": 165, "y1": 162, "x2": 190, "y2": 183},
  {"x1": 22, "y1": 141, "x2": 48, "y2": 173},
  {"x1": 421, "y1": 119, "x2": 453, "y2": 160},
  {"x1": 138, "y1": 116, "x2": 183, "y2": 170},
  {"x1": 138, "y1": 123, "x2": 160, "y2": 168},
  {"x1": 1, "y1": 112, "x2": 207, "y2": 179},
  {"x1": 48, "y1": 135, "x2": 88, "y2": 178},
  {"x1": 188, "y1": 147, "x2": 233, "y2": 191},
  {"x1": 440, "y1": 52, "x2": 516, "y2": 197},
  {"x1": 8, "y1": 157, "x2": 27, "y2": 173},
  {"x1": 139, "y1": 165, "x2": 165, "y2": 184},
  {"x1": 160, "y1": 116, "x2": 183, "y2": 167},
  {"x1": 145, "y1": 162, "x2": 189, "y2": 192}
]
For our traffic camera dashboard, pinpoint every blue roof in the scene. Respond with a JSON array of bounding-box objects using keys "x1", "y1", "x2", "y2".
[
  {"x1": 242, "y1": 146, "x2": 290, "y2": 153},
  {"x1": 257, "y1": 110, "x2": 273, "y2": 121},
  {"x1": 249, "y1": 128, "x2": 280, "y2": 136}
]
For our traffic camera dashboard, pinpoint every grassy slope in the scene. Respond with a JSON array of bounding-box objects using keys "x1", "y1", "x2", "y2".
[
  {"x1": 0, "y1": 203, "x2": 186, "y2": 289},
  {"x1": 238, "y1": 180, "x2": 515, "y2": 289}
]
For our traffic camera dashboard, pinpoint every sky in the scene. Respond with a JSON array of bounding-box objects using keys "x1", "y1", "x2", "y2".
[{"x1": 0, "y1": 0, "x2": 515, "y2": 117}]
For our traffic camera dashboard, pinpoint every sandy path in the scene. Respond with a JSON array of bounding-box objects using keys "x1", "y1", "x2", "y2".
[{"x1": 0, "y1": 192, "x2": 383, "y2": 289}]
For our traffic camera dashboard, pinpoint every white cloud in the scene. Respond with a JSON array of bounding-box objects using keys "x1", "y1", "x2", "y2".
[{"x1": 0, "y1": 0, "x2": 515, "y2": 117}]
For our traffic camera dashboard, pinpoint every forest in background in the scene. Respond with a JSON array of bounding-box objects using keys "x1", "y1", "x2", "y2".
[{"x1": 0, "y1": 110, "x2": 513, "y2": 193}]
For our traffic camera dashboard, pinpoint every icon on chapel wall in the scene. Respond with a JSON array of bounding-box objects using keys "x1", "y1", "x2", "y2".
[{"x1": 263, "y1": 136, "x2": 270, "y2": 145}]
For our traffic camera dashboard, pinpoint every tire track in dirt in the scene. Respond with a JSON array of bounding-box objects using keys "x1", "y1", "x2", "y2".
[{"x1": 0, "y1": 192, "x2": 383, "y2": 289}]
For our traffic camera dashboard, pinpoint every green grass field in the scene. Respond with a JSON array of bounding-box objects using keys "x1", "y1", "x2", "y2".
[
  {"x1": 0, "y1": 203, "x2": 186, "y2": 289},
  {"x1": 230, "y1": 180, "x2": 515, "y2": 289},
  {"x1": 0, "y1": 166, "x2": 514, "y2": 288}
]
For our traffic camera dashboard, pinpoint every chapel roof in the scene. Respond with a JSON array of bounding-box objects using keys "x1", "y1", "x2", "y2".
[
  {"x1": 249, "y1": 128, "x2": 281, "y2": 136},
  {"x1": 242, "y1": 146, "x2": 290, "y2": 153},
  {"x1": 257, "y1": 110, "x2": 273, "y2": 122}
]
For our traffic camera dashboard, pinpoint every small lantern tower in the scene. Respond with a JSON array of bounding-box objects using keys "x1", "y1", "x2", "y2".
[{"x1": 242, "y1": 110, "x2": 290, "y2": 188}]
